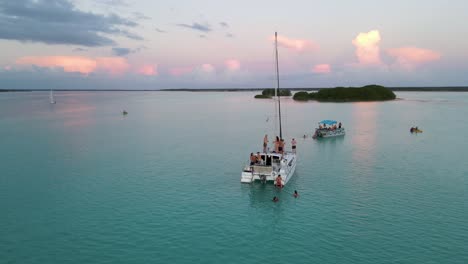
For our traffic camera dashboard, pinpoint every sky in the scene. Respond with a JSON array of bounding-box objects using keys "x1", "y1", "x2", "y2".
[{"x1": 1, "y1": 0, "x2": 468, "y2": 89}]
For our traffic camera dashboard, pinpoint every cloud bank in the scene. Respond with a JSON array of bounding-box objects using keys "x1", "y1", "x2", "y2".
[
  {"x1": 387, "y1": 47, "x2": 441, "y2": 70},
  {"x1": 0, "y1": 0, "x2": 140, "y2": 46},
  {"x1": 15, "y1": 56, "x2": 133, "y2": 75}
]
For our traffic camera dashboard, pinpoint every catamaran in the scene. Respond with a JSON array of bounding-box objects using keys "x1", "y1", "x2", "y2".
[
  {"x1": 312, "y1": 120, "x2": 345, "y2": 138},
  {"x1": 49, "y1": 90, "x2": 56, "y2": 104},
  {"x1": 240, "y1": 32, "x2": 297, "y2": 185}
]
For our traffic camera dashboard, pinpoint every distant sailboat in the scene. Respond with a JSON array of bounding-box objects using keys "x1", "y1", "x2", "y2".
[{"x1": 49, "y1": 90, "x2": 56, "y2": 104}]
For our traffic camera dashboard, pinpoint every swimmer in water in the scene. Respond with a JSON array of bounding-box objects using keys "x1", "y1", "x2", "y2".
[
  {"x1": 272, "y1": 196, "x2": 279, "y2": 202},
  {"x1": 293, "y1": 190, "x2": 299, "y2": 198}
]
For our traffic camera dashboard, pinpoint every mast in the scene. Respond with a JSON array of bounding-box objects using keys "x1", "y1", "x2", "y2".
[{"x1": 275, "y1": 32, "x2": 283, "y2": 139}]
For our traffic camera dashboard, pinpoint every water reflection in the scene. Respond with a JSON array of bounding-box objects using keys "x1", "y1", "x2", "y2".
[{"x1": 350, "y1": 102, "x2": 377, "y2": 170}]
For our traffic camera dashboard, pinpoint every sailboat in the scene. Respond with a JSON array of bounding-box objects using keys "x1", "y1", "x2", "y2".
[
  {"x1": 49, "y1": 90, "x2": 56, "y2": 104},
  {"x1": 240, "y1": 32, "x2": 297, "y2": 185}
]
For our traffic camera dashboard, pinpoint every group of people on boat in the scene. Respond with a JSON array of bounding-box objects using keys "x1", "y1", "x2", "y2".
[
  {"x1": 249, "y1": 152, "x2": 264, "y2": 165},
  {"x1": 319, "y1": 122, "x2": 342, "y2": 131},
  {"x1": 262, "y1": 135, "x2": 297, "y2": 154}
]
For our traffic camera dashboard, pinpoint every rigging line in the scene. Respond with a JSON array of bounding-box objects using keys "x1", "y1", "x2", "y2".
[{"x1": 275, "y1": 32, "x2": 283, "y2": 139}]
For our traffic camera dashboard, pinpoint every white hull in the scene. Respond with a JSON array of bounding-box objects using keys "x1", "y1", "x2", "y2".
[
  {"x1": 314, "y1": 128, "x2": 345, "y2": 138},
  {"x1": 241, "y1": 152, "x2": 296, "y2": 185}
]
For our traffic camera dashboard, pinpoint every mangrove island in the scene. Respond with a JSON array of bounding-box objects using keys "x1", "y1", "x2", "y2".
[
  {"x1": 292, "y1": 85, "x2": 396, "y2": 102},
  {"x1": 254, "y1": 88, "x2": 292, "y2": 99}
]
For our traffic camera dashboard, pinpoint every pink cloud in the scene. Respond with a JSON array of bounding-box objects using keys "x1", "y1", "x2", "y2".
[
  {"x1": 16, "y1": 56, "x2": 97, "y2": 74},
  {"x1": 137, "y1": 64, "x2": 158, "y2": 76},
  {"x1": 387, "y1": 47, "x2": 441, "y2": 69},
  {"x1": 201, "y1": 63, "x2": 215, "y2": 73},
  {"x1": 169, "y1": 66, "x2": 193, "y2": 76},
  {"x1": 352, "y1": 30, "x2": 382, "y2": 65},
  {"x1": 225, "y1": 59, "x2": 240, "y2": 71},
  {"x1": 270, "y1": 34, "x2": 319, "y2": 52},
  {"x1": 15, "y1": 56, "x2": 130, "y2": 75},
  {"x1": 95, "y1": 57, "x2": 129, "y2": 75},
  {"x1": 312, "y1": 64, "x2": 331, "y2": 74}
]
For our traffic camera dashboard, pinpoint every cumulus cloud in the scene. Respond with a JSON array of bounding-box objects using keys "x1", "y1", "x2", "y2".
[
  {"x1": 387, "y1": 47, "x2": 441, "y2": 70},
  {"x1": 220, "y1": 22, "x2": 229, "y2": 28},
  {"x1": 352, "y1": 30, "x2": 382, "y2": 65},
  {"x1": 225, "y1": 59, "x2": 240, "y2": 71},
  {"x1": 136, "y1": 65, "x2": 158, "y2": 76},
  {"x1": 0, "y1": 0, "x2": 141, "y2": 46},
  {"x1": 155, "y1": 28, "x2": 166, "y2": 33},
  {"x1": 15, "y1": 56, "x2": 130, "y2": 75},
  {"x1": 312, "y1": 64, "x2": 331, "y2": 74},
  {"x1": 271, "y1": 34, "x2": 319, "y2": 52},
  {"x1": 176, "y1": 22, "x2": 211, "y2": 32}
]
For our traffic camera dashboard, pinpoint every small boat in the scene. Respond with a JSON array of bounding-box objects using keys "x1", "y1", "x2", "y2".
[
  {"x1": 122, "y1": 110, "x2": 128, "y2": 115},
  {"x1": 313, "y1": 120, "x2": 345, "y2": 138},
  {"x1": 240, "y1": 32, "x2": 297, "y2": 185},
  {"x1": 49, "y1": 90, "x2": 56, "y2": 104}
]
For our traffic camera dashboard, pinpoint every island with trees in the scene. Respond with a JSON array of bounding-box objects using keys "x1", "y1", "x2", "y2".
[
  {"x1": 254, "y1": 88, "x2": 292, "y2": 99},
  {"x1": 292, "y1": 85, "x2": 396, "y2": 102}
]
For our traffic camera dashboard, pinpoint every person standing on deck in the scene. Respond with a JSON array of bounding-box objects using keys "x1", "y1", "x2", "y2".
[
  {"x1": 263, "y1": 134, "x2": 269, "y2": 153},
  {"x1": 278, "y1": 139, "x2": 285, "y2": 154},
  {"x1": 274, "y1": 136, "x2": 280, "y2": 153},
  {"x1": 291, "y1": 138, "x2": 297, "y2": 153}
]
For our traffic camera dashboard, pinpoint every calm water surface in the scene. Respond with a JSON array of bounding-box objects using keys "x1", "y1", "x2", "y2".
[{"x1": 1, "y1": 91, "x2": 467, "y2": 264}]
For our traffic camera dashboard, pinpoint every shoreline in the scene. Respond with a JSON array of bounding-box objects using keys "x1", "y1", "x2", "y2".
[{"x1": 2, "y1": 87, "x2": 468, "y2": 92}]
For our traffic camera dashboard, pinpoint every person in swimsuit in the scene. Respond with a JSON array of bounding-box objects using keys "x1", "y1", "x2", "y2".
[
  {"x1": 250, "y1": 153, "x2": 256, "y2": 165},
  {"x1": 275, "y1": 175, "x2": 283, "y2": 188},
  {"x1": 278, "y1": 139, "x2": 284, "y2": 154},
  {"x1": 256, "y1": 152, "x2": 263, "y2": 164},
  {"x1": 272, "y1": 196, "x2": 279, "y2": 202},
  {"x1": 291, "y1": 138, "x2": 297, "y2": 153},
  {"x1": 263, "y1": 135, "x2": 269, "y2": 153},
  {"x1": 293, "y1": 190, "x2": 299, "y2": 198}
]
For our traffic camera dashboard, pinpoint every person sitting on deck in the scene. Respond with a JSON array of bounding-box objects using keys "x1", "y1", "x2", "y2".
[
  {"x1": 275, "y1": 175, "x2": 283, "y2": 188},
  {"x1": 339, "y1": 122, "x2": 342, "y2": 129},
  {"x1": 256, "y1": 152, "x2": 263, "y2": 165},
  {"x1": 250, "y1": 153, "x2": 256, "y2": 165}
]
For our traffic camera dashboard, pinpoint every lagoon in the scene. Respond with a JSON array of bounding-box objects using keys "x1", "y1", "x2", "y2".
[{"x1": 1, "y1": 91, "x2": 467, "y2": 264}]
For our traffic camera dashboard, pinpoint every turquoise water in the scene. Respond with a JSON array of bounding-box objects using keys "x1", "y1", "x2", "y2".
[{"x1": 1, "y1": 91, "x2": 467, "y2": 264}]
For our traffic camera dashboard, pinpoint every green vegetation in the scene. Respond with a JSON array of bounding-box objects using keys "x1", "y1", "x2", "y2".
[
  {"x1": 292, "y1": 91, "x2": 311, "y2": 101},
  {"x1": 254, "y1": 94, "x2": 271, "y2": 99},
  {"x1": 293, "y1": 85, "x2": 396, "y2": 102},
  {"x1": 254, "y1": 88, "x2": 291, "y2": 99}
]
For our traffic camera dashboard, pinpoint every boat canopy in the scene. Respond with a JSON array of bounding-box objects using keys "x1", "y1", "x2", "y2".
[{"x1": 319, "y1": 120, "x2": 337, "y2": 125}]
